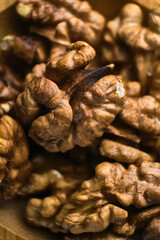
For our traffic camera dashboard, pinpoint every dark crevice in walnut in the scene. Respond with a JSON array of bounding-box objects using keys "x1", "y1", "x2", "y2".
[{"x1": 114, "y1": 206, "x2": 160, "y2": 236}]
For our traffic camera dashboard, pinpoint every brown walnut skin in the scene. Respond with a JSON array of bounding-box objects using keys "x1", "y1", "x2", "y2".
[
  {"x1": 19, "y1": 157, "x2": 90, "y2": 231},
  {"x1": 143, "y1": 217, "x2": 160, "y2": 240},
  {"x1": 0, "y1": 63, "x2": 23, "y2": 116},
  {"x1": 101, "y1": 3, "x2": 160, "y2": 94},
  {"x1": 1, "y1": 35, "x2": 48, "y2": 65},
  {"x1": 24, "y1": 63, "x2": 46, "y2": 85},
  {"x1": 0, "y1": 115, "x2": 32, "y2": 200},
  {"x1": 120, "y1": 96, "x2": 160, "y2": 135},
  {"x1": 124, "y1": 81, "x2": 141, "y2": 98},
  {"x1": 16, "y1": 41, "x2": 125, "y2": 152},
  {"x1": 53, "y1": 160, "x2": 160, "y2": 234},
  {"x1": 118, "y1": 4, "x2": 160, "y2": 93},
  {"x1": 16, "y1": 0, "x2": 105, "y2": 47},
  {"x1": 101, "y1": 17, "x2": 129, "y2": 64},
  {"x1": 100, "y1": 139, "x2": 153, "y2": 165},
  {"x1": 118, "y1": 4, "x2": 160, "y2": 51},
  {"x1": 113, "y1": 206, "x2": 160, "y2": 237}
]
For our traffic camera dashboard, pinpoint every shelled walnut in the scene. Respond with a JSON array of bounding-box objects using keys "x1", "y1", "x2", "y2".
[
  {"x1": 1, "y1": 35, "x2": 48, "y2": 65},
  {"x1": 100, "y1": 139, "x2": 153, "y2": 165},
  {"x1": 52, "y1": 161, "x2": 160, "y2": 234},
  {"x1": 19, "y1": 155, "x2": 90, "y2": 231},
  {"x1": 24, "y1": 63, "x2": 46, "y2": 85},
  {"x1": 0, "y1": 115, "x2": 32, "y2": 199},
  {"x1": 16, "y1": 0, "x2": 105, "y2": 47},
  {"x1": 100, "y1": 114, "x2": 154, "y2": 165},
  {"x1": 101, "y1": 3, "x2": 160, "y2": 94},
  {"x1": 16, "y1": 41, "x2": 125, "y2": 152},
  {"x1": 120, "y1": 96, "x2": 160, "y2": 135},
  {"x1": 2, "y1": 1, "x2": 160, "y2": 239},
  {"x1": 0, "y1": 63, "x2": 23, "y2": 116}
]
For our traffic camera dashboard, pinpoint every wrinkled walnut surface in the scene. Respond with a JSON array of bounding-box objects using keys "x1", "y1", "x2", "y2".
[
  {"x1": 0, "y1": 115, "x2": 32, "y2": 199},
  {"x1": 101, "y1": 3, "x2": 160, "y2": 94},
  {"x1": 1, "y1": 35, "x2": 48, "y2": 65},
  {"x1": 120, "y1": 96, "x2": 160, "y2": 135},
  {"x1": 16, "y1": 41, "x2": 125, "y2": 152},
  {"x1": 0, "y1": 63, "x2": 23, "y2": 116},
  {"x1": 118, "y1": 4, "x2": 160, "y2": 51},
  {"x1": 100, "y1": 139, "x2": 153, "y2": 165},
  {"x1": 16, "y1": 0, "x2": 105, "y2": 47},
  {"x1": 19, "y1": 153, "x2": 90, "y2": 231},
  {"x1": 53, "y1": 161, "x2": 160, "y2": 234}
]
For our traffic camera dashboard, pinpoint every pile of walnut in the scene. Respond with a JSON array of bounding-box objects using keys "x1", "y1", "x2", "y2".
[{"x1": 0, "y1": 0, "x2": 160, "y2": 239}]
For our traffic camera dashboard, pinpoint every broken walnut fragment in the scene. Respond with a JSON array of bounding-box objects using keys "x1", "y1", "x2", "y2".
[
  {"x1": 0, "y1": 115, "x2": 32, "y2": 200},
  {"x1": 16, "y1": 0, "x2": 105, "y2": 47},
  {"x1": 53, "y1": 161, "x2": 160, "y2": 234},
  {"x1": 120, "y1": 96, "x2": 160, "y2": 135},
  {"x1": 0, "y1": 63, "x2": 23, "y2": 116},
  {"x1": 20, "y1": 158, "x2": 89, "y2": 231},
  {"x1": 101, "y1": 3, "x2": 160, "y2": 93},
  {"x1": 16, "y1": 41, "x2": 125, "y2": 152},
  {"x1": 100, "y1": 139, "x2": 153, "y2": 165},
  {"x1": 1, "y1": 35, "x2": 48, "y2": 65}
]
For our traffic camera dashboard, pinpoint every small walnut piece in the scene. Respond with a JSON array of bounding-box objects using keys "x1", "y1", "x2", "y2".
[
  {"x1": 101, "y1": 3, "x2": 160, "y2": 93},
  {"x1": 0, "y1": 63, "x2": 23, "y2": 116},
  {"x1": 16, "y1": 41, "x2": 125, "y2": 152},
  {"x1": 1, "y1": 35, "x2": 48, "y2": 65},
  {"x1": 124, "y1": 81, "x2": 141, "y2": 98},
  {"x1": 16, "y1": 0, "x2": 105, "y2": 47},
  {"x1": 100, "y1": 139, "x2": 153, "y2": 165},
  {"x1": 118, "y1": 4, "x2": 160, "y2": 51},
  {"x1": 20, "y1": 158, "x2": 89, "y2": 230},
  {"x1": 120, "y1": 96, "x2": 160, "y2": 135},
  {"x1": 118, "y1": 4, "x2": 160, "y2": 93},
  {"x1": 0, "y1": 115, "x2": 32, "y2": 199},
  {"x1": 101, "y1": 17, "x2": 128, "y2": 64},
  {"x1": 22, "y1": 169, "x2": 81, "y2": 225},
  {"x1": 24, "y1": 63, "x2": 46, "y2": 85}
]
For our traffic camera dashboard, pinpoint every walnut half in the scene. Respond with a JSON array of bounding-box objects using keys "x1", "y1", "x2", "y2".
[
  {"x1": 0, "y1": 115, "x2": 32, "y2": 199},
  {"x1": 16, "y1": 41, "x2": 125, "y2": 152}
]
